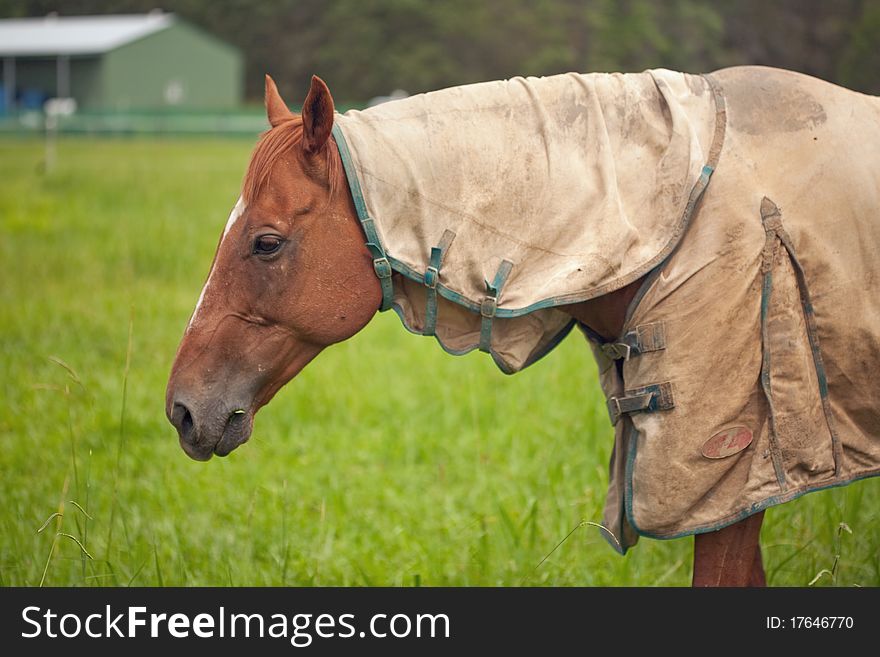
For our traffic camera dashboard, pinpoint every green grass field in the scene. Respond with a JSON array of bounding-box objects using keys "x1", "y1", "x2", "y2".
[{"x1": 1, "y1": 137, "x2": 877, "y2": 587}]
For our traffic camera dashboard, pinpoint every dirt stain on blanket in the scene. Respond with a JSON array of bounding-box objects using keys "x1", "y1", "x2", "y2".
[{"x1": 726, "y1": 69, "x2": 827, "y2": 135}]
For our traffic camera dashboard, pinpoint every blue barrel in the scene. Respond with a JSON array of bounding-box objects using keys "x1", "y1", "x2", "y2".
[{"x1": 21, "y1": 88, "x2": 47, "y2": 110}]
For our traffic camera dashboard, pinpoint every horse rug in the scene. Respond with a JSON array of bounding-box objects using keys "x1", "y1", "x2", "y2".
[{"x1": 332, "y1": 66, "x2": 880, "y2": 552}]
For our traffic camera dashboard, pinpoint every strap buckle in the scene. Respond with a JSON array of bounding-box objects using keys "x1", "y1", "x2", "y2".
[
  {"x1": 373, "y1": 256, "x2": 392, "y2": 280},
  {"x1": 425, "y1": 265, "x2": 439, "y2": 289},
  {"x1": 598, "y1": 322, "x2": 667, "y2": 362},
  {"x1": 422, "y1": 230, "x2": 457, "y2": 336},
  {"x1": 481, "y1": 295, "x2": 497, "y2": 318},
  {"x1": 607, "y1": 397, "x2": 623, "y2": 424},
  {"x1": 478, "y1": 260, "x2": 513, "y2": 353},
  {"x1": 601, "y1": 342, "x2": 632, "y2": 361},
  {"x1": 607, "y1": 382, "x2": 675, "y2": 425}
]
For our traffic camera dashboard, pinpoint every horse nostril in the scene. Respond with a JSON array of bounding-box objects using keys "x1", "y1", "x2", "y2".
[
  {"x1": 172, "y1": 402, "x2": 196, "y2": 443},
  {"x1": 180, "y1": 406, "x2": 193, "y2": 435}
]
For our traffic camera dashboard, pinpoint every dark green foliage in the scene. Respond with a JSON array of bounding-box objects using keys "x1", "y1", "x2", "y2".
[{"x1": 1, "y1": 0, "x2": 878, "y2": 103}]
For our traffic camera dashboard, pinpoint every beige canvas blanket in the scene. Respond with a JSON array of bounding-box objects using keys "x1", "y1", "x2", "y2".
[
  {"x1": 335, "y1": 69, "x2": 716, "y2": 372},
  {"x1": 334, "y1": 66, "x2": 880, "y2": 552}
]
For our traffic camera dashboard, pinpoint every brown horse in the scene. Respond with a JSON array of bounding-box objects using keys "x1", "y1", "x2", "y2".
[{"x1": 167, "y1": 70, "x2": 880, "y2": 586}]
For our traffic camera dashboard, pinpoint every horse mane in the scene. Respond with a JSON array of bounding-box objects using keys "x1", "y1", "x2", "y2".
[{"x1": 242, "y1": 116, "x2": 339, "y2": 204}]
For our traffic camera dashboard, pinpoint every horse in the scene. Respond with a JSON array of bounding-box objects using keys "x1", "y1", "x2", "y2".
[{"x1": 166, "y1": 67, "x2": 880, "y2": 586}]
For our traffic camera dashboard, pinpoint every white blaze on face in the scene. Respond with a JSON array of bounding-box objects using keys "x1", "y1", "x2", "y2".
[
  {"x1": 187, "y1": 196, "x2": 246, "y2": 331},
  {"x1": 223, "y1": 195, "x2": 247, "y2": 237}
]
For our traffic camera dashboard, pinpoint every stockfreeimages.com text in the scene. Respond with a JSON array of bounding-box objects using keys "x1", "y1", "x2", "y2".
[{"x1": 21, "y1": 605, "x2": 450, "y2": 646}]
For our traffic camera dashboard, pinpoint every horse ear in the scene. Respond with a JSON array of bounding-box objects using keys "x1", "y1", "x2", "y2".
[
  {"x1": 302, "y1": 75, "x2": 335, "y2": 155},
  {"x1": 265, "y1": 74, "x2": 294, "y2": 127}
]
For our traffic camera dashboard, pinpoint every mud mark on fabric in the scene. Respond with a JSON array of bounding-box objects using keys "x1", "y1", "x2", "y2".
[
  {"x1": 729, "y1": 74, "x2": 827, "y2": 135},
  {"x1": 777, "y1": 413, "x2": 812, "y2": 449},
  {"x1": 685, "y1": 74, "x2": 707, "y2": 97},
  {"x1": 717, "y1": 222, "x2": 750, "y2": 272},
  {"x1": 562, "y1": 102, "x2": 590, "y2": 127}
]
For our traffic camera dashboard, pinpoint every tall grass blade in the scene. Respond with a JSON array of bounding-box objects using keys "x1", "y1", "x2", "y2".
[{"x1": 106, "y1": 311, "x2": 134, "y2": 569}]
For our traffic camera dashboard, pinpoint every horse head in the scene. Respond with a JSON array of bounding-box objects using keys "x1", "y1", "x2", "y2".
[{"x1": 166, "y1": 75, "x2": 380, "y2": 460}]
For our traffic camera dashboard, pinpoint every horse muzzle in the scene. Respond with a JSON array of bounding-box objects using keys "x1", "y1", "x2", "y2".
[{"x1": 167, "y1": 396, "x2": 254, "y2": 461}]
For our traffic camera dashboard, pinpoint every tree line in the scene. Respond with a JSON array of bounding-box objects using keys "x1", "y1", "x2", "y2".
[{"x1": 2, "y1": 0, "x2": 878, "y2": 104}]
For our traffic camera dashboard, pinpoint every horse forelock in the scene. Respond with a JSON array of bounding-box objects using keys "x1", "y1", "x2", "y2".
[
  {"x1": 242, "y1": 117, "x2": 305, "y2": 204},
  {"x1": 242, "y1": 117, "x2": 340, "y2": 205}
]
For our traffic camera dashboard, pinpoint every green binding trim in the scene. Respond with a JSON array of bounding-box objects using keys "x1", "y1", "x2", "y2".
[
  {"x1": 423, "y1": 229, "x2": 456, "y2": 336},
  {"x1": 479, "y1": 260, "x2": 514, "y2": 352},
  {"x1": 331, "y1": 123, "x2": 394, "y2": 312},
  {"x1": 615, "y1": 423, "x2": 641, "y2": 555}
]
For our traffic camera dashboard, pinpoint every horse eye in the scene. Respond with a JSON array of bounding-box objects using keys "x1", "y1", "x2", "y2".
[{"x1": 253, "y1": 235, "x2": 284, "y2": 256}]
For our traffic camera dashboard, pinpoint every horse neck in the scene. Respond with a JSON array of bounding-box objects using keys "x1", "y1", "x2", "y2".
[{"x1": 560, "y1": 278, "x2": 644, "y2": 342}]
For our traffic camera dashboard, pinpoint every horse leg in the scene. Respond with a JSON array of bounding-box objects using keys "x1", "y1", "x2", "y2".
[
  {"x1": 692, "y1": 511, "x2": 765, "y2": 587},
  {"x1": 749, "y1": 543, "x2": 767, "y2": 586}
]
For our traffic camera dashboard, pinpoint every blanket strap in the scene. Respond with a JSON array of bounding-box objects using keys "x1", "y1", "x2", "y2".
[
  {"x1": 702, "y1": 73, "x2": 727, "y2": 172},
  {"x1": 479, "y1": 260, "x2": 514, "y2": 353},
  {"x1": 600, "y1": 322, "x2": 666, "y2": 361},
  {"x1": 607, "y1": 382, "x2": 674, "y2": 426},
  {"x1": 362, "y1": 222, "x2": 394, "y2": 312},
  {"x1": 423, "y1": 230, "x2": 456, "y2": 336},
  {"x1": 758, "y1": 198, "x2": 787, "y2": 489},
  {"x1": 331, "y1": 123, "x2": 395, "y2": 312}
]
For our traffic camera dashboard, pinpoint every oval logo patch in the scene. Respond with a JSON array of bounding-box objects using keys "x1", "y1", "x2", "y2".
[{"x1": 701, "y1": 426, "x2": 753, "y2": 459}]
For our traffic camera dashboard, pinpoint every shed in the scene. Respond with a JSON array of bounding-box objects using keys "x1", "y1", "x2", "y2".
[{"x1": 0, "y1": 12, "x2": 243, "y2": 111}]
